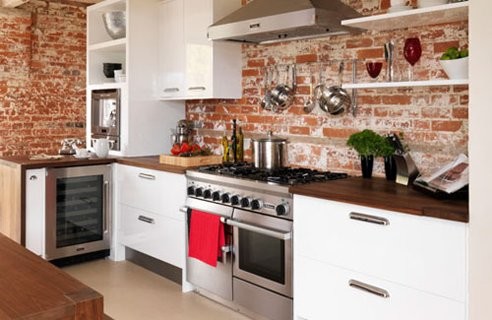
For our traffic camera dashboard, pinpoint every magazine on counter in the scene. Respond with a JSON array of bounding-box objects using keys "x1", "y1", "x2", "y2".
[{"x1": 413, "y1": 153, "x2": 469, "y2": 194}]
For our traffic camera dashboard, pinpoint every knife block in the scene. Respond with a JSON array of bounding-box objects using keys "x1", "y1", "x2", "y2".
[{"x1": 394, "y1": 153, "x2": 419, "y2": 186}]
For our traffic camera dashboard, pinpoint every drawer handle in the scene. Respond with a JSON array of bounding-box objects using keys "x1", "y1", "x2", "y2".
[
  {"x1": 188, "y1": 86, "x2": 206, "y2": 91},
  {"x1": 163, "y1": 87, "x2": 180, "y2": 93},
  {"x1": 138, "y1": 215, "x2": 155, "y2": 224},
  {"x1": 349, "y1": 279, "x2": 390, "y2": 299},
  {"x1": 138, "y1": 173, "x2": 156, "y2": 180},
  {"x1": 349, "y1": 212, "x2": 389, "y2": 226}
]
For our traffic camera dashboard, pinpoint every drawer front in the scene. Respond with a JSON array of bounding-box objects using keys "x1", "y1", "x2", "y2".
[
  {"x1": 120, "y1": 204, "x2": 184, "y2": 267},
  {"x1": 293, "y1": 195, "x2": 467, "y2": 302},
  {"x1": 295, "y1": 256, "x2": 465, "y2": 320},
  {"x1": 117, "y1": 164, "x2": 186, "y2": 220}
]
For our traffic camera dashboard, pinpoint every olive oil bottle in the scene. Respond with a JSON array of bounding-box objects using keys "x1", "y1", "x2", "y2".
[{"x1": 236, "y1": 126, "x2": 244, "y2": 162}]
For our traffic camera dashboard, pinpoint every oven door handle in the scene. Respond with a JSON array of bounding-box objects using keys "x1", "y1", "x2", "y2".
[{"x1": 224, "y1": 218, "x2": 292, "y2": 240}]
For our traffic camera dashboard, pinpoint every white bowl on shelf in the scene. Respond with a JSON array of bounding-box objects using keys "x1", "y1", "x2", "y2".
[
  {"x1": 102, "y1": 11, "x2": 126, "y2": 40},
  {"x1": 439, "y1": 56, "x2": 468, "y2": 79},
  {"x1": 417, "y1": 0, "x2": 449, "y2": 8}
]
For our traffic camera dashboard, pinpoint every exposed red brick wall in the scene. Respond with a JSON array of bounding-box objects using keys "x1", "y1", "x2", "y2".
[
  {"x1": 0, "y1": 0, "x2": 87, "y2": 156},
  {"x1": 187, "y1": 0, "x2": 469, "y2": 177}
]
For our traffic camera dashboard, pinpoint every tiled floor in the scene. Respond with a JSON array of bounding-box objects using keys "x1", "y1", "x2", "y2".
[{"x1": 63, "y1": 259, "x2": 251, "y2": 320}]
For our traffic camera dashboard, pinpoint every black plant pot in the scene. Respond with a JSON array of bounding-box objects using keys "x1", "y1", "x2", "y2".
[
  {"x1": 384, "y1": 155, "x2": 397, "y2": 181},
  {"x1": 360, "y1": 155, "x2": 374, "y2": 179}
]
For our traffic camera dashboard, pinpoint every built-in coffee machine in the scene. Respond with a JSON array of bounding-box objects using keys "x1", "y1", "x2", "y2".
[{"x1": 91, "y1": 89, "x2": 120, "y2": 151}]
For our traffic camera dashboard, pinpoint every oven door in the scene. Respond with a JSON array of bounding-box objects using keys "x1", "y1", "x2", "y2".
[{"x1": 230, "y1": 209, "x2": 293, "y2": 297}]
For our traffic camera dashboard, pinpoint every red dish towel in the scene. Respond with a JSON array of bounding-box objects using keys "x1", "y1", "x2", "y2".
[{"x1": 188, "y1": 210, "x2": 225, "y2": 267}]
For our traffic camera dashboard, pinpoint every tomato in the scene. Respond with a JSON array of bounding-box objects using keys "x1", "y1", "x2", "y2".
[
  {"x1": 180, "y1": 142, "x2": 192, "y2": 154},
  {"x1": 171, "y1": 143, "x2": 181, "y2": 155},
  {"x1": 191, "y1": 143, "x2": 201, "y2": 152}
]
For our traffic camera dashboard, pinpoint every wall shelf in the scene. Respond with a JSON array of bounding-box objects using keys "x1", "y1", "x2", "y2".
[
  {"x1": 88, "y1": 38, "x2": 126, "y2": 52},
  {"x1": 88, "y1": 82, "x2": 127, "y2": 91},
  {"x1": 341, "y1": 2, "x2": 468, "y2": 31},
  {"x1": 342, "y1": 79, "x2": 468, "y2": 89}
]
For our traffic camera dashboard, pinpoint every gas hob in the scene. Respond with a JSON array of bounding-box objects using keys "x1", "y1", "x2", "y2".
[{"x1": 185, "y1": 163, "x2": 348, "y2": 220}]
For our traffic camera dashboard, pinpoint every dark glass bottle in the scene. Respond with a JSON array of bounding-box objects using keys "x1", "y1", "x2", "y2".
[
  {"x1": 237, "y1": 126, "x2": 244, "y2": 162},
  {"x1": 231, "y1": 119, "x2": 237, "y2": 163}
]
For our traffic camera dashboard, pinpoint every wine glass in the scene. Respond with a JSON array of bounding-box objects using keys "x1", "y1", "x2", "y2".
[
  {"x1": 403, "y1": 37, "x2": 422, "y2": 81},
  {"x1": 365, "y1": 61, "x2": 383, "y2": 80}
]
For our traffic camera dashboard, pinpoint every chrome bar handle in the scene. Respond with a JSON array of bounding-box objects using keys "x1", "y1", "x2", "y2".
[
  {"x1": 138, "y1": 215, "x2": 155, "y2": 224},
  {"x1": 349, "y1": 279, "x2": 390, "y2": 298},
  {"x1": 103, "y1": 180, "x2": 109, "y2": 233},
  {"x1": 349, "y1": 212, "x2": 389, "y2": 226},
  {"x1": 224, "y1": 218, "x2": 291, "y2": 240},
  {"x1": 188, "y1": 86, "x2": 206, "y2": 91},
  {"x1": 220, "y1": 245, "x2": 232, "y2": 264},
  {"x1": 138, "y1": 173, "x2": 156, "y2": 180},
  {"x1": 180, "y1": 206, "x2": 189, "y2": 214},
  {"x1": 163, "y1": 87, "x2": 180, "y2": 93}
]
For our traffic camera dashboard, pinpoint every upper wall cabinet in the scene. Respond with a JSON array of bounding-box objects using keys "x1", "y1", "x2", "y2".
[{"x1": 158, "y1": 0, "x2": 242, "y2": 100}]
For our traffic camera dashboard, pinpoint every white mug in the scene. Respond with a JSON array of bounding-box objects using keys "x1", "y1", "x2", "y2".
[{"x1": 92, "y1": 138, "x2": 112, "y2": 158}]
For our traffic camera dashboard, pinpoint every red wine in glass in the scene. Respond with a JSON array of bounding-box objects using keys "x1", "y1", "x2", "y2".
[
  {"x1": 403, "y1": 37, "x2": 422, "y2": 80},
  {"x1": 366, "y1": 62, "x2": 383, "y2": 79}
]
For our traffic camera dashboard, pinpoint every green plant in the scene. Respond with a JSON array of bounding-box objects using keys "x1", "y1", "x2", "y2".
[
  {"x1": 347, "y1": 129, "x2": 390, "y2": 157},
  {"x1": 440, "y1": 46, "x2": 468, "y2": 60}
]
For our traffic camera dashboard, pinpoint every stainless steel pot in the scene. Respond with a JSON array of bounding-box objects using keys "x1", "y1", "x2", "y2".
[{"x1": 252, "y1": 131, "x2": 287, "y2": 170}]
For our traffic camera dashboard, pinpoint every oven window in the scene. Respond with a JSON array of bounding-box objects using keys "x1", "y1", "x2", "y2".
[
  {"x1": 56, "y1": 175, "x2": 104, "y2": 248},
  {"x1": 238, "y1": 229, "x2": 285, "y2": 284}
]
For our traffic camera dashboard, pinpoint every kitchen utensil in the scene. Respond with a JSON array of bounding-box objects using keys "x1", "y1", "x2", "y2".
[
  {"x1": 351, "y1": 60, "x2": 358, "y2": 117},
  {"x1": 102, "y1": 11, "x2": 126, "y2": 39},
  {"x1": 384, "y1": 41, "x2": 395, "y2": 81},
  {"x1": 319, "y1": 61, "x2": 351, "y2": 115},
  {"x1": 59, "y1": 138, "x2": 81, "y2": 155},
  {"x1": 303, "y1": 70, "x2": 318, "y2": 113},
  {"x1": 261, "y1": 68, "x2": 272, "y2": 111},
  {"x1": 252, "y1": 131, "x2": 288, "y2": 170},
  {"x1": 92, "y1": 138, "x2": 113, "y2": 158},
  {"x1": 270, "y1": 65, "x2": 296, "y2": 112}
]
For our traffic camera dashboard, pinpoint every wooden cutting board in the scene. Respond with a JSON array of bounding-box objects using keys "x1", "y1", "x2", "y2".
[{"x1": 159, "y1": 154, "x2": 222, "y2": 167}]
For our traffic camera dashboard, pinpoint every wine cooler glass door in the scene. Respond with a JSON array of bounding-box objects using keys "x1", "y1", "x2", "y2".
[{"x1": 45, "y1": 165, "x2": 111, "y2": 260}]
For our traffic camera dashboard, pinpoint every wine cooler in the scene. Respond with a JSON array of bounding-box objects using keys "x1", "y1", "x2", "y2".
[{"x1": 45, "y1": 165, "x2": 111, "y2": 261}]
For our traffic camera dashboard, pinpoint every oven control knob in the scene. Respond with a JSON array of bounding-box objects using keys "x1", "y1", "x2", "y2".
[
  {"x1": 194, "y1": 187, "x2": 203, "y2": 197},
  {"x1": 187, "y1": 186, "x2": 195, "y2": 196},
  {"x1": 231, "y1": 195, "x2": 241, "y2": 206},
  {"x1": 251, "y1": 199, "x2": 263, "y2": 210},
  {"x1": 203, "y1": 189, "x2": 212, "y2": 199},
  {"x1": 221, "y1": 193, "x2": 231, "y2": 203},
  {"x1": 276, "y1": 203, "x2": 290, "y2": 216},
  {"x1": 240, "y1": 197, "x2": 252, "y2": 208},
  {"x1": 212, "y1": 191, "x2": 221, "y2": 201}
]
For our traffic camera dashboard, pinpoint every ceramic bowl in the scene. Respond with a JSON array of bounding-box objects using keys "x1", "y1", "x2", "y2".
[{"x1": 439, "y1": 57, "x2": 468, "y2": 79}]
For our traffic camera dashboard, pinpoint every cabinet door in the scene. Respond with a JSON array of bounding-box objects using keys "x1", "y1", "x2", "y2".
[
  {"x1": 293, "y1": 195, "x2": 467, "y2": 302},
  {"x1": 295, "y1": 256, "x2": 465, "y2": 320},
  {"x1": 183, "y1": 0, "x2": 213, "y2": 98},
  {"x1": 25, "y1": 169, "x2": 46, "y2": 256},
  {"x1": 117, "y1": 164, "x2": 186, "y2": 220},
  {"x1": 120, "y1": 204, "x2": 184, "y2": 267},
  {"x1": 159, "y1": 0, "x2": 185, "y2": 99}
]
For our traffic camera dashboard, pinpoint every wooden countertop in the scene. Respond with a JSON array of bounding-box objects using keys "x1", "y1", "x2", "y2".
[
  {"x1": 0, "y1": 234, "x2": 104, "y2": 319},
  {"x1": 289, "y1": 177, "x2": 469, "y2": 223},
  {"x1": 117, "y1": 156, "x2": 188, "y2": 174},
  {"x1": 0, "y1": 155, "x2": 188, "y2": 174}
]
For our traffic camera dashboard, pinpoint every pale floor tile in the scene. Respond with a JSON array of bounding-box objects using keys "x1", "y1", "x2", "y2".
[{"x1": 63, "y1": 259, "x2": 252, "y2": 320}]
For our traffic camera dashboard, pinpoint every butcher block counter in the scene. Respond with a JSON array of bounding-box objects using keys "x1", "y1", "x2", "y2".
[
  {"x1": 289, "y1": 177, "x2": 469, "y2": 223},
  {"x1": 0, "y1": 233, "x2": 104, "y2": 319}
]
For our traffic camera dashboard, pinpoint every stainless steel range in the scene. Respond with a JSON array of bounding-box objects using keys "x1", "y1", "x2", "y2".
[{"x1": 182, "y1": 163, "x2": 347, "y2": 320}]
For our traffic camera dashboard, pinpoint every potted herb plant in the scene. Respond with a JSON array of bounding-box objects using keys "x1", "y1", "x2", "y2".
[
  {"x1": 347, "y1": 129, "x2": 383, "y2": 178},
  {"x1": 439, "y1": 46, "x2": 469, "y2": 79}
]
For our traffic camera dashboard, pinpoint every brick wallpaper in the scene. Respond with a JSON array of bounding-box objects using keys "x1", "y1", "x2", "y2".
[
  {"x1": 0, "y1": 0, "x2": 87, "y2": 156},
  {"x1": 187, "y1": 0, "x2": 469, "y2": 176}
]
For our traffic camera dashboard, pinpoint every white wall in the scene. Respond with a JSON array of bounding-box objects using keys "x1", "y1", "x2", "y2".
[{"x1": 469, "y1": 1, "x2": 492, "y2": 319}]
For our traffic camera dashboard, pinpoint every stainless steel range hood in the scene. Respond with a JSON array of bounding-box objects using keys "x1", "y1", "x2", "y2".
[{"x1": 208, "y1": 0, "x2": 362, "y2": 44}]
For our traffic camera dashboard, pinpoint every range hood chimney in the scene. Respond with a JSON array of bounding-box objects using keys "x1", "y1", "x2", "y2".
[{"x1": 208, "y1": 0, "x2": 362, "y2": 44}]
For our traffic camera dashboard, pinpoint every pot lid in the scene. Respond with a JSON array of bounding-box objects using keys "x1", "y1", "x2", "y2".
[{"x1": 253, "y1": 131, "x2": 287, "y2": 143}]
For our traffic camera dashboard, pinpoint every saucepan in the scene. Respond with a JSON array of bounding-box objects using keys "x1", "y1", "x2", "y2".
[
  {"x1": 269, "y1": 64, "x2": 296, "y2": 112},
  {"x1": 318, "y1": 61, "x2": 351, "y2": 115}
]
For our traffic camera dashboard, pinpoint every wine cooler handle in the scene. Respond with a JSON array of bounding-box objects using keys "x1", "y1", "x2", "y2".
[
  {"x1": 138, "y1": 173, "x2": 156, "y2": 180},
  {"x1": 138, "y1": 215, "x2": 155, "y2": 224},
  {"x1": 104, "y1": 180, "x2": 109, "y2": 234},
  {"x1": 349, "y1": 212, "x2": 389, "y2": 226}
]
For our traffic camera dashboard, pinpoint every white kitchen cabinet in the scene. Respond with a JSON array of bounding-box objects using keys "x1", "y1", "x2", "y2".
[
  {"x1": 116, "y1": 164, "x2": 186, "y2": 267},
  {"x1": 25, "y1": 168, "x2": 46, "y2": 256},
  {"x1": 87, "y1": 0, "x2": 185, "y2": 156},
  {"x1": 293, "y1": 195, "x2": 468, "y2": 320},
  {"x1": 157, "y1": 0, "x2": 242, "y2": 100}
]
